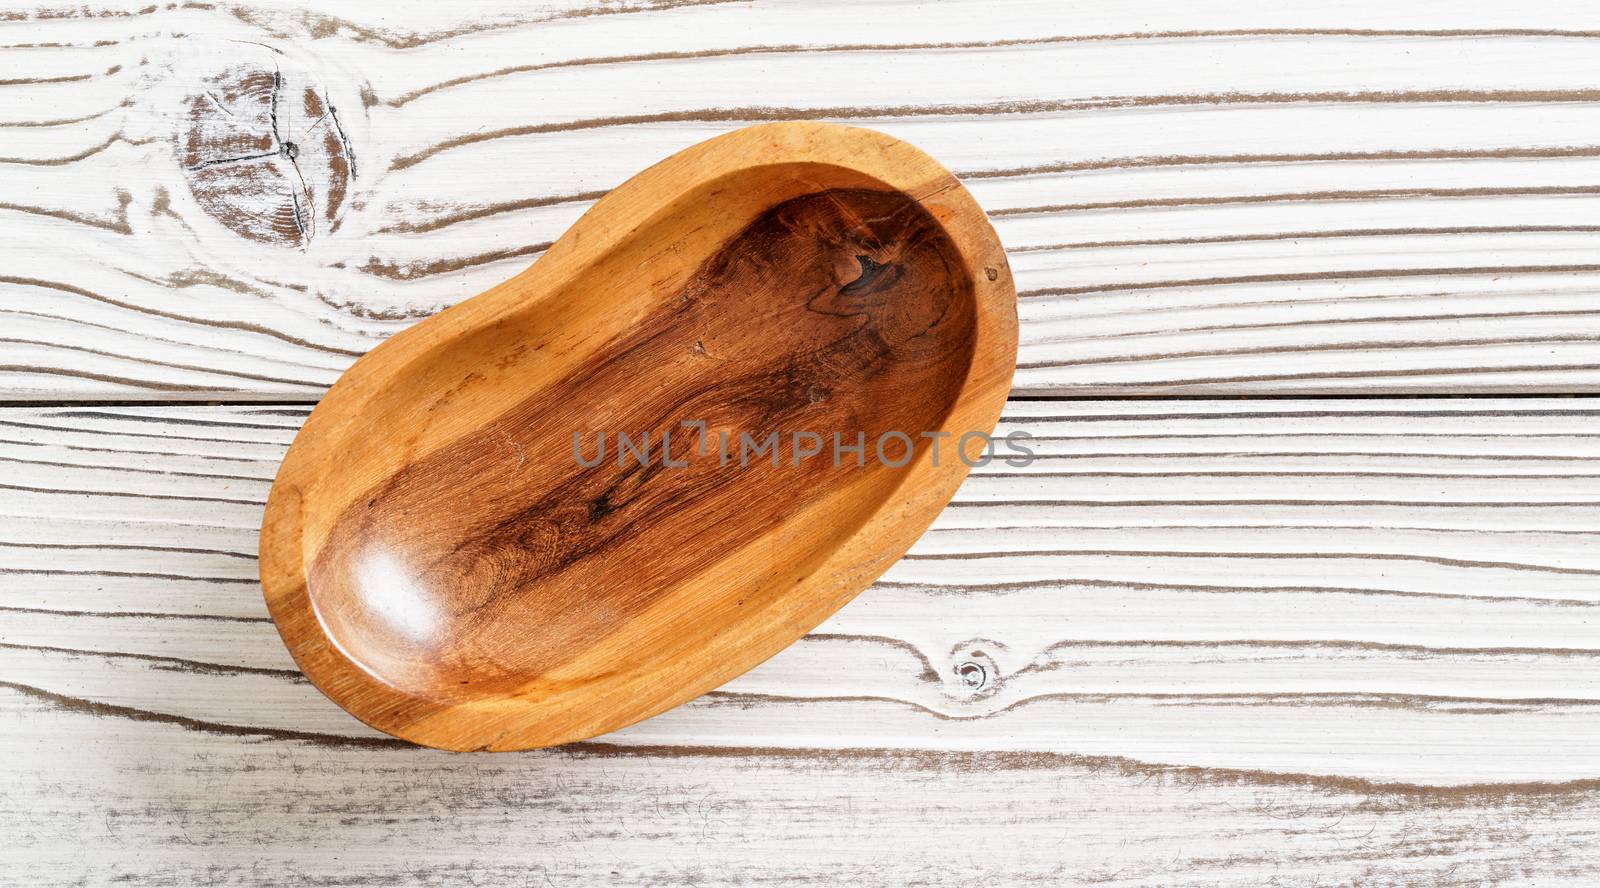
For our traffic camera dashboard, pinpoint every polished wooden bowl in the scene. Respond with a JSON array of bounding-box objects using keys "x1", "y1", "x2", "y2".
[{"x1": 259, "y1": 122, "x2": 1017, "y2": 750}]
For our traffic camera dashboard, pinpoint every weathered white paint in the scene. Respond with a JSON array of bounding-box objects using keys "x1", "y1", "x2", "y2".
[
  {"x1": 5, "y1": 2, "x2": 1600, "y2": 884},
  {"x1": 3, "y1": 400, "x2": 1599, "y2": 775},
  {"x1": 5, "y1": 1, "x2": 1600, "y2": 397},
  {"x1": 5, "y1": 400, "x2": 1600, "y2": 882}
]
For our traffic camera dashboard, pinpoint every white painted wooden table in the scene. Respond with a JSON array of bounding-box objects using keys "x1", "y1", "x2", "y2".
[{"x1": 4, "y1": 1, "x2": 1600, "y2": 884}]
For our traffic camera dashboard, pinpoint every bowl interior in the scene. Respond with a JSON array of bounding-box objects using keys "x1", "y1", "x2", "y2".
[{"x1": 302, "y1": 167, "x2": 980, "y2": 702}]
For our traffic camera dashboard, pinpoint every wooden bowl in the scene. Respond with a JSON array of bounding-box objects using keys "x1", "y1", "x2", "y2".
[{"x1": 259, "y1": 122, "x2": 1017, "y2": 751}]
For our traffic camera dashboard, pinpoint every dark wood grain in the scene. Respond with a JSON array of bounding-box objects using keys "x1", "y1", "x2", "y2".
[
  {"x1": 309, "y1": 188, "x2": 976, "y2": 699},
  {"x1": 181, "y1": 61, "x2": 353, "y2": 247}
]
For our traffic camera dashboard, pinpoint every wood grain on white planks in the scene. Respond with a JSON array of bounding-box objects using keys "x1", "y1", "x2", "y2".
[
  {"x1": 5, "y1": 401, "x2": 1600, "y2": 884},
  {"x1": 5, "y1": 1, "x2": 1600, "y2": 885},
  {"x1": 5, "y1": 0, "x2": 1600, "y2": 397}
]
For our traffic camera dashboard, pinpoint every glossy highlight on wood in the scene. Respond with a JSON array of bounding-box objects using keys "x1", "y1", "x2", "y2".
[{"x1": 259, "y1": 122, "x2": 1017, "y2": 751}]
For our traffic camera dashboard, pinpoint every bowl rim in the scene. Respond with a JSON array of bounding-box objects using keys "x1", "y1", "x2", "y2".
[{"x1": 258, "y1": 121, "x2": 1019, "y2": 751}]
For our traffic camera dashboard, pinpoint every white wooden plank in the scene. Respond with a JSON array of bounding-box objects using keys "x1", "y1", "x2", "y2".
[
  {"x1": 6, "y1": 399, "x2": 1600, "y2": 884},
  {"x1": 10, "y1": 694, "x2": 1600, "y2": 888},
  {"x1": 5, "y1": 1, "x2": 1600, "y2": 397},
  {"x1": 3, "y1": 400, "x2": 1598, "y2": 786}
]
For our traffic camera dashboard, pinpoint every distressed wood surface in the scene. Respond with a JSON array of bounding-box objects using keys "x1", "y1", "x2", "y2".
[
  {"x1": 3, "y1": 405, "x2": 1599, "y2": 750},
  {"x1": 6, "y1": 0, "x2": 1600, "y2": 397},
  {"x1": 5, "y1": 401, "x2": 1600, "y2": 883},
  {"x1": 6, "y1": 1, "x2": 1600, "y2": 885}
]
